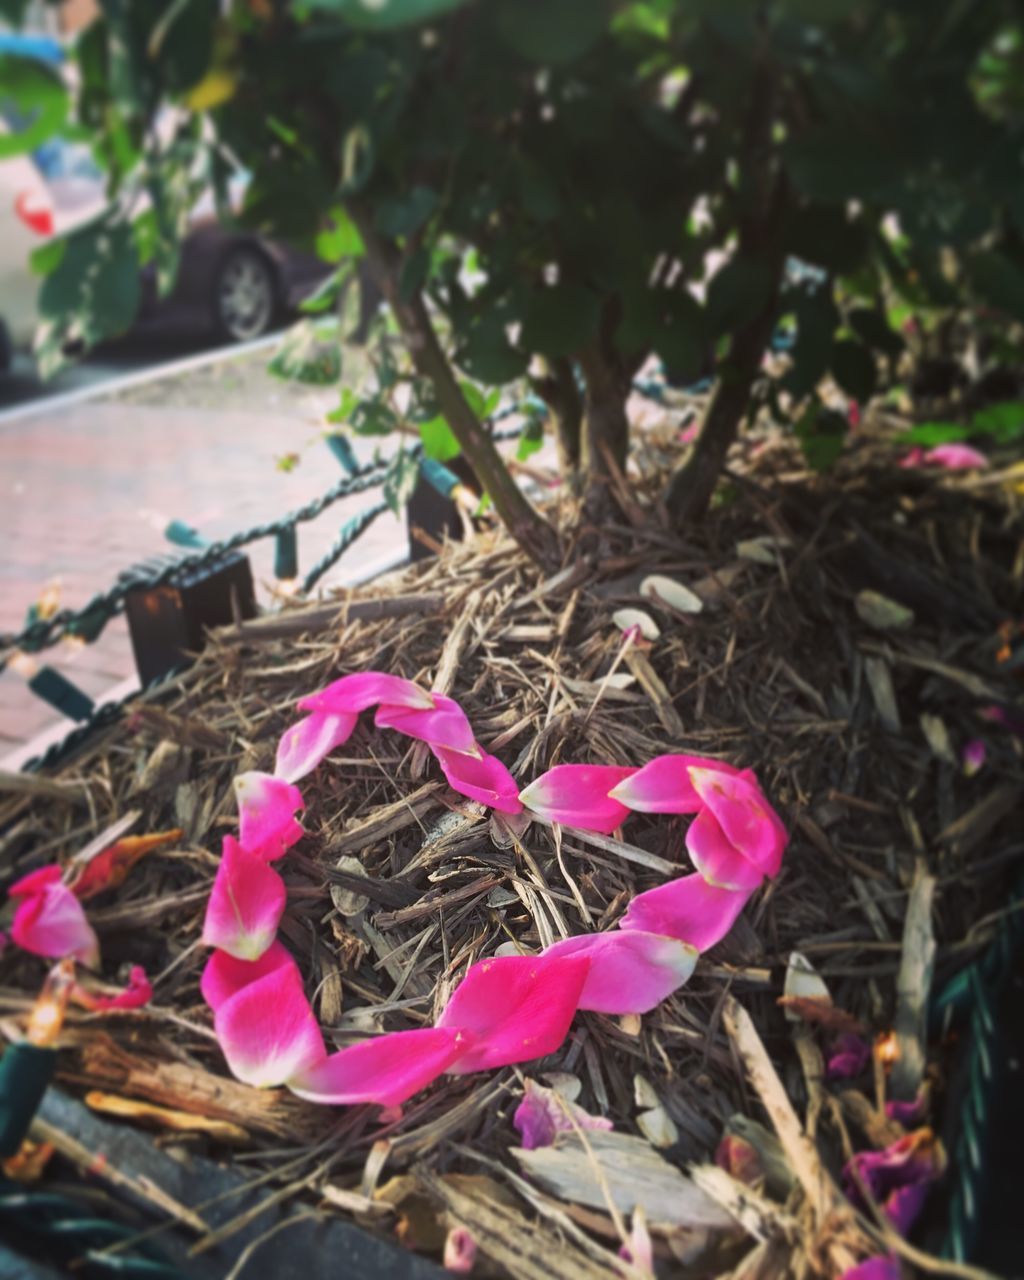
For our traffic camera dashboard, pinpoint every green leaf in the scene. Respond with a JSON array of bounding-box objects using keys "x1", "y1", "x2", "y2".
[
  {"x1": 383, "y1": 450, "x2": 421, "y2": 516},
  {"x1": 316, "y1": 208, "x2": 365, "y2": 262},
  {"x1": 327, "y1": 387, "x2": 360, "y2": 424},
  {"x1": 782, "y1": 288, "x2": 838, "y2": 399},
  {"x1": 496, "y1": 0, "x2": 606, "y2": 64},
  {"x1": 902, "y1": 422, "x2": 969, "y2": 446},
  {"x1": 516, "y1": 415, "x2": 545, "y2": 461},
  {"x1": 29, "y1": 237, "x2": 66, "y2": 278},
  {"x1": 375, "y1": 186, "x2": 438, "y2": 238},
  {"x1": 520, "y1": 284, "x2": 601, "y2": 360},
  {"x1": 268, "y1": 320, "x2": 343, "y2": 385},
  {"x1": 300, "y1": 266, "x2": 348, "y2": 314},
  {"x1": 969, "y1": 251, "x2": 1024, "y2": 322},
  {"x1": 830, "y1": 338, "x2": 876, "y2": 402},
  {"x1": 706, "y1": 259, "x2": 774, "y2": 336},
  {"x1": 351, "y1": 399, "x2": 399, "y2": 435},
  {"x1": 419, "y1": 416, "x2": 461, "y2": 462},
  {"x1": 0, "y1": 55, "x2": 68, "y2": 157},
  {"x1": 305, "y1": 0, "x2": 471, "y2": 29},
  {"x1": 455, "y1": 316, "x2": 528, "y2": 384},
  {"x1": 795, "y1": 403, "x2": 847, "y2": 471},
  {"x1": 398, "y1": 245, "x2": 431, "y2": 301},
  {"x1": 970, "y1": 400, "x2": 1024, "y2": 442}
]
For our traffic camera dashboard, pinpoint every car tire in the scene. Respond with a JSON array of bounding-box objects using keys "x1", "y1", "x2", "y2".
[
  {"x1": 0, "y1": 320, "x2": 12, "y2": 376},
  {"x1": 212, "y1": 244, "x2": 279, "y2": 343}
]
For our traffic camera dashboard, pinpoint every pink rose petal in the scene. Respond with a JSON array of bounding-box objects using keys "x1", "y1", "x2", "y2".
[
  {"x1": 513, "y1": 1079, "x2": 613, "y2": 1150},
  {"x1": 840, "y1": 1259, "x2": 901, "y2": 1280},
  {"x1": 288, "y1": 1027, "x2": 468, "y2": 1106},
  {"x1": 518, "y1": 764, "x2": 637, "y2": 834},
  {"x1": 275, "y1": 710, "x2": 357, "y2": 783},
  {"x1": 542, "y1": 930, "x2": 697, "y2": 1014},
  {"x1": 200, "y1": 939, "x2": 298, "y2": 1012},
  {"x1": 298, "y1": 671, "x2": 434, "y2": 716},
  {"x1": 201, "y1": 836, "x2": 287, "y2": 961},
  {"x1": 685, "y1": 808, "x2": 765, "y2": 891},
  {"x1": 688, "y1": 768, "x2": 787, "y2": 877},
  {"x1": 73, "y1": 965, "x2": 152, "y2": 1011},
  {"x1": 235, "y1": 771, "x2": 305, "y2": 860},
  {"x1": 375, "y1": 693, "x2": 478, "y2": 755},
  {"x1": 437, "y1": 952, "x2": 590, "y2": 1073},
  {"x1": 962, "y1": 738, "x2": 986, "y2": 776},
  {"x1": 899, "y1": 446, "x2": 926, "y2": 468},
  {"x1": 215, "y1": 961, "x2": 326, "y2": 1087},
  {"x1": 10, "y1": 871, "x2": 100, "y2": 967},
  {"x1": 608, "y1": 754, "x2": 748, "y2": 815},
  {"x1": 619, "y1": 873, "x2": 753, "y2": 951},
  {"x1": 432, "y1": 745, "x2": 523, "y2": 814},
  {"x1": 443, "y1": 1226, "x2": 477, "y2": 1274},
  {"x1": 924, "y1": 443, "x2": 988, "y2": 470}
]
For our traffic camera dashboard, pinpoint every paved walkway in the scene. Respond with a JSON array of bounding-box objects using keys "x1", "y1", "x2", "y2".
[{"x1": 0, "y1": 359, "x2": 405, "y2": 762}]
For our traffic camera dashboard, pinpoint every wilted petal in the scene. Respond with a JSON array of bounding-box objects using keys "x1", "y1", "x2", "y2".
[
  {"x1": 73, "y1": 965, "x2": 152, "y2": 1011},
  {"x1": 619, "y1": 1208, "x2": 654, "y2": 1275},
  {"x1": 899, "y1": 447, "x2": 925, "y2": 469},
  {"x1": 885, "y1": 1092, "x2": 928, "y2": 1127},
  {"x1": 688, "y1": 768, "x2": 787, "y2": 878},
  {"x1": 10, "y1": 871, "x2": 100, "y2": 967},
  {"x1": 840, "y1": 1259, "x2": 901, "y2": 1280},
  {"x1": 542, "y1": 930, "x2": 697, "y2": 1014},
  {"x1": 215, "y1": 962, "x2": 325, "y2": 1088},
  {"x1": 715, "y1": 1133, "x2": 764, "y2": 1187},
  {"x1": 826, "y1": 1032, "x2": 872, "y2": 1081},
  {"x1": 69, "y1": 829, "x2": 181, "y2": 901},
  {"x1": 685, "y1": 809, "x2": 765, "y2": 892},
  {"x1": 201, "y1": 836, "x2": 286, "y2": 961},
  {"x1": 437, "y1": 952, "x2": 590, "y2": 1073},
  {"x1": 518, "y1": 764, "x2": 637, "y2": 834},
  {"x1": 620, "y1": 873, "x2": 753, "y2": 952},
  {"x1": 443, "y1": 1226, "x2": 477, "y2": 1275},
  {"x1": 200, "y1": 940, "x2": 298, "y2": 1012},
  {"x1": 288, "y1": 1027, "x2": 467, "y2": 1106},
  {"x1": 961, "y1": 738, "x2": 986, "y2": 776},
  {"x1": 608, "y1": 754, "x2": 747, "y2": 815},
  {"x1": 513, "y1": 1079, "x2": 613, "y2": 1150},
  {"x1": 375, "y1": 693, "x2": 478, "y2": 755},
  {"x1": 235, "y1": 771, "x2": 304, "y2": 860},
  {"x1": 275, "y1": 710, "x2": 357, "y2": 783},
  {"x1": 432, "y1": 746, "x2": 522, "y2": 814},
  {"x1": 298, "y1": 671, "x2": 433, "y2": 716},
  {"x1": 844, "y1": 1128, "x2": 944, "y2": 1237},
  {"x1": 924, "y1": 443, "x2": 988, "y2": 470}
]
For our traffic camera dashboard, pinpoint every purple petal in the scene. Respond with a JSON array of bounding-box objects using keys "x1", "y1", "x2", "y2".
[
  {"x1": 619, "y1": 873, "x2": 753, "y2": 951},
  {"x1": 826, "y1": 1032, "x2": 872, "y2": 1081},
  {"x1": 840, "y1": 1259, "x2": 901, "y2": 1280},
  {"x1": 961, "y1": 738, "x2": 986, "y2": 776},
  {"x1": 542, "y1": 930, "x2": 697, "y2": 1014}
]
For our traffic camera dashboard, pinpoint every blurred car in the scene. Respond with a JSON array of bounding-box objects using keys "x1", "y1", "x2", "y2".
[{"x1": 0, "y1": 36, "x2": 329, "y2": 370}]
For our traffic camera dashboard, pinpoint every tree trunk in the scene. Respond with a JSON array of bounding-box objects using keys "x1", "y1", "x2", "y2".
[
  {"x1": 345, "y1": 202, "x2": 560, "y2": 567},
  {"x1": 532, "y1": 356, "x2": 582, "y2": 473},
  {"x1": 578, "y1": 346, "x2": 630, "y2": 520}
]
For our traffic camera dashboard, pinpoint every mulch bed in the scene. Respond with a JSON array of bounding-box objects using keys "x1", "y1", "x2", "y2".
[{"x1": 1, "y1": 410, "x2": 1021, "y2": 1278}]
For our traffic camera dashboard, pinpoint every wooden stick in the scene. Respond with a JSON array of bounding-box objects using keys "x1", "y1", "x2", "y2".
[{"x1": 215, "y1": 593, "x2": 444, "y2": 642}]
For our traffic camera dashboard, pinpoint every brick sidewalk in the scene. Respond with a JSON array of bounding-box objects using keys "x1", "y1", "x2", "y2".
[{"x1": 0, "y1": 393, "x2": 404, "y2": 756}]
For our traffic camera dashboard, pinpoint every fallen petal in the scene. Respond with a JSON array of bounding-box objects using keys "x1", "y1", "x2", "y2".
[
  {"x1": 513, "y1": 1079, "x2": 613, "y2": 1150},
  {"x1": 8, "y1": 865, "x2": 63, "y2": 896},
  {"x1": 432, "y1": 746, "x2": 522, "y2": 814},
  {"x1": 201, "y1": 836, "x2": 286, "y2": 961},
  {"x1": 542, "y1": 930, "x2": 697, "y2": 1014},
  {"x1": 214, "y1": 962, "x2": 325, "y2": 1087},
  {"x1": 608, "y1": 754, "x2": 747, "y2": 815},
  {"x1": 685, "y1": 809, "x2": 765, "y2": 892},
  {"x1": 519, "y1": 764, "x2": 637, "y2": 834},
  {"x1": 715, "y1": 1133, "x2": 764, "y2": 1187},
  {"x1": 11, "y1": 877, "x2": 100, "y2": 967},
  {"x1": 844, "y1": 1128, "x2": 944, "y2": 1236},
  {"x1": 443, "y1": 1225, "x2": 477, "y2": 1275},
  {"x1": 688, "y1": 768, "x2": 787, "y2": 878},
  {"x1": 69, "y1": 829, "x2": 182, "y2": 901},
  {"x1": 619, "y1": 873, "x2": 753, "y2": 951},
  {"x1": 375, "y1": 693, "x2": 478, "y2": 755},
  {"x1": 962, "y1": 738, "x2": 987, "y2": 776},
  {"x1": 235, "y1": 771, "x2": 305, "y2": 860},
  {"x1": 275, "y1": 710, "x2": 357, "y2": 783},
  {"x1": 437, "y1": 952, "x2": 590, "y2": 1073},
  {"x1": 924, "y1": 443, "x2": 988, "y2": 470},
  {"x1": 200, "y1": 940, "x2": 298, "y2": 1012},
  {"x1": 826, "y1": 1032, "x2": 872, "y2": 1081},
  {"x1": 288, "y1": 1026, "x2": 468, "y2": 1105},
  {"x1": 298, "y1": 671, "x2": 433, "y2": 716},
  {"x1": 840, "y1": 1259, "x2": 901, "y2": 1280},
  {"x1": 73, "y1": 965, "x2": 152, "y2": 1011}
]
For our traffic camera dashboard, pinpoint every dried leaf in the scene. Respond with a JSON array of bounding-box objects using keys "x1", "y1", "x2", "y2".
[{"x1": 855, "y1": 590, "x2": 914, "y2": 631}]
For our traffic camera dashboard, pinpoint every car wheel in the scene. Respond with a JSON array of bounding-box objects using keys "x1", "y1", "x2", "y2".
[{"x1": 212, "y1": 245, "x2": 278, "y2": 342}]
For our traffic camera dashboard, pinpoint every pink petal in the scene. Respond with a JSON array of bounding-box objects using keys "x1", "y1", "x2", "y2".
[
  {"x1": 899, "y1": 447, "x2": 926, "y2": 468},
  {"x1": 8, "y1": 864, "x2": 63, "y2": 896},
  {"x1": 518, "y1": 764, "x2": 637, "y2": 834},
  {"x1": 685, "y1": 809, "x2": 765, "y2": 891},
  {"x1": 443, "y1": 1226, "x2": 477, "y2": 1274},
  {"x1": 298, "y1": 671, "x2": 434, "y2": 716},
  {"x1": 234, "y1": 771, "x2": 305, "y2": 860},
  {"x1": 542, "y1": 930, "x2": 697, "y2": 1014},
  {"x1": 840, "y1": 1259, "x2": 901, "y2": 1280},
  {"x1": 924, "y1": 443, "x2": 988, "y2": 470},
  {"x1": 619, "y1": 872, "x2": 753, "y2": 951},
  {"x1": 288, "y1": 1027, "x2": 468, "y2": 1106},
  {"x1": 512, "y1": 1079, "x2": 613, "y2": 1150},
  {"x1": 885, "y1": 1093, "x2": 928, "y2": 1127},
  {"x1": 608, "y1": 754, "x2": 747, "y2": 815},
  {"x1": 275, "y1": 710, "x2": 357, "y2": 783},
  {"x1": 214, "y1": 961, "x2": 325, "y2": 1087},
  {"x1": 826, "y1": 1032, "x2": 872, "y2": 1081},
  {"x1": 201, "y1": 836, "x2": 286, "y2": 961},
  {"x1": 375, "y1": 693, "x2": 478, "y2": 755},
  {"x1": 200, "y1": 939, "x2": 298, "y2": 1012},
  {"x1": 962, "y1": 738, "x2": 986, "y2": 776},
  {"x1": 74, "y1": 965, "x2": 152, "y2": 1011},
  {"x1": 432, "y1": 745, "x2": 523, "y2": 814},
  {"x1": 11, "y1": 881, "x2": 99, "y2": 966},
  {"x1": 437, "y1": 952, "x2": 590, "y2": 1073},
  {"x1": 688, "y1": 768, "x2": 787, "y2": 877}
]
